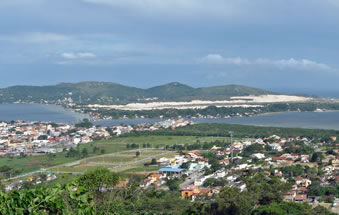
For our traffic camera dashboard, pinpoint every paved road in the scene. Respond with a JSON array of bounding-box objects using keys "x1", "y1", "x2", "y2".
[
  {"x1": 180, "y1": 172, "x2": 203, "y2": 189},
  {"x1": 4, "y1": 148, "x2": 169, "y2": 181}
]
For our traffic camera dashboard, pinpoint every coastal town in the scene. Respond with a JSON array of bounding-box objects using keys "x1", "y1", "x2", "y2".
[
  {"x1": 140, "y1": 134, "x2": 339, "y2": 213},
  {"x1": 0, "y1": 118, "x2": 338, "y2": 213},
  {"x1": 0, "y1": 119, "x2": 192, "y2": 157}
]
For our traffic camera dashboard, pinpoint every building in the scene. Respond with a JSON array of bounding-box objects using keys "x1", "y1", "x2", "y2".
[{"x1": 158, "y1": 167, "x2": 184, "y2": 175}]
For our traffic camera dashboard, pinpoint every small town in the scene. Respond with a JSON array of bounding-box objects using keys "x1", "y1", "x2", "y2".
[
  {"x1": 1, "y1": 118, "x2": 338, "y2": 213},
  {"x1": 139, "y1": 134, "x2": 339, "y2": 213},
  {"x1": 0, "y1": 119, "x2": 192, "y2": 157}
]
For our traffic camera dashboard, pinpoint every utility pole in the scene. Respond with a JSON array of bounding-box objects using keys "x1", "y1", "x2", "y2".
[{"x1": 229, "y1": 131, "x2": 234, "y2": 163}]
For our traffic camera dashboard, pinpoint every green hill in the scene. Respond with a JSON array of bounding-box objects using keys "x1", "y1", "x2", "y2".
[{"x1": 0, "y1": 81, "x2": 274, "y2": 105}]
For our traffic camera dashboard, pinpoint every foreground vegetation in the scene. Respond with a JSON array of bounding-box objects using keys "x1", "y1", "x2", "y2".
[{"x1": 0, "y1": 168, "x2": 335, "y2": 215}]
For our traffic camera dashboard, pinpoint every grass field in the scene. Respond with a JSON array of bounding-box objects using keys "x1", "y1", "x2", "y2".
[
  {"x1": 0, "y1": 135, "x2": 226, "y2": 177},
  {"x1": 86, "y1": 155, "x2": 144, "y2": 163},
  {"x1": 120, "y1": 165, "x2": 160, "y2": 174},
  {"x1": 49, "y1": 163, "x2": 117, "y2": 173},
  {"x1": 119, "y1": 151, "x2": 165, "y2": 156}
]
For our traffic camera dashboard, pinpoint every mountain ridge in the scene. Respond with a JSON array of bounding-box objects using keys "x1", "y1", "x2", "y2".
[{"x1": 0, "y1": 81, "x2": 274, "y2": 105}]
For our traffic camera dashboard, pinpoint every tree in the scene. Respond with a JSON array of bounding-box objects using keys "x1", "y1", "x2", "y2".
[
  {"x1": 77, "y1": 168, "x2": 120, "y2": 192},
  {"x1": 203, "y1": 178, "x2": 216, "y2": 187},
  {"x1": 19, "y1": 152, "x2": 26, "y2": 158},
  {"x1": 38, "y1": 135, "x2": 48, "y2": 140},
  {"x1": 253, "y1": 201, "x2": 334, "y2": 215},
  {"x1": 206, "y1": 187, "x2": 253, "y2": 215},
  {"x1": 166, "y1": 178, "x2": 181, "y2": 191},
  {"x1": 180, "y1": 162, "x2": 191, "y2": 169},
  {"x1": 136, "y1": 151, "x2": 140, "y2": 157},
  {"x1": 151, "y1": 158, "x2": 157, "y2": 165},
  {"x1": 92, "y1": 146, "x2": 99, "y2": 153},
  {"x1": 75, "y1": 118, "x2": 93, "y2": 128},
  {"x1": 311, "y1": 152, "x2": 319, "y2": 162},
  {"x1": 82, "y1": 148, "x2": 88, "y2": 158},
  {"x1": 0, "y1": 165, "x2": 13, "y2": 178}
]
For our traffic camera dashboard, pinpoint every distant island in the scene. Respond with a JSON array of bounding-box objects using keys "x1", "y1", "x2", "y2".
[
  {"x1": 1, "y1": 81, "x2": 339, "y2": 120},
  {"x1": 0, "y1": 81, "x2": 274, "y2": 105}
]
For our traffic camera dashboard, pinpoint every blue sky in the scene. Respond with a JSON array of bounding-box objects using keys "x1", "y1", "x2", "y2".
[{"x1": 1, "y1": 0, "x2": 339, "y2": 96}]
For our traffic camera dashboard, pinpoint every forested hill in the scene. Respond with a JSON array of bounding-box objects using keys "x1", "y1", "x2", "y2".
[{"x1": 0, "y1": 81, "x2": 273, "y2": 105}]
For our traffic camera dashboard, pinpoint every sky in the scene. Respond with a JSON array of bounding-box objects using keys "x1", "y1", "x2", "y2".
[{"x1": 1, "y1": 0, "x2": 339, "y2": 96}]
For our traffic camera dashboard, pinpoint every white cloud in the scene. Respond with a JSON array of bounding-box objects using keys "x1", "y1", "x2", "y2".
[
  {"x1": 82, "y1": 0, "x2": 236, "y2": 18},
  {"x1": 25, "y1": 32, "x2": 70, "y2": 43},
  {"x1": 201, "y1": 54, "x2": 250, "y2": 65},
  {"x1": 61, "y1": 52, "x2": 96, "y2": 59},
  {"x1": 200, "y1": 54, "x2": 335, "y2": 72},
  {"x1": 0, "y1": 32, "x2": 70, "y2": 43}
]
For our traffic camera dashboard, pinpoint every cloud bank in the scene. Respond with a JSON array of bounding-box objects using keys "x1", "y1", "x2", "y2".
[
  {"x1": 61, "y1": 52, "x2": 96, "y2": 59},
  {"x1": 200, "y1": 54, "x2": 335, "y2": 72}
]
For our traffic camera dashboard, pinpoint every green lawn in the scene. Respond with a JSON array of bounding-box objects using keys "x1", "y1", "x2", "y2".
[
  {"x1": 119, "y1": 150, "x2": 165, "y2": 156},
  {"x1": 0, "y1": 135, "x2": 226, "y2": 177},
  {"x1": 86, "y1": 156, "x2": 143, "y2": 163},
  {"x1": 121, "y1": 165, "x2": 160, "y2": 173},
  {"x1": 49, "y1": 164, "x2": 116, "y2": 173}
]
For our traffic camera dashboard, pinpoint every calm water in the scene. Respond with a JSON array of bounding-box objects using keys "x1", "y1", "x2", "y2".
[
  {"x1": 96, "y1": 111, "x2": 339, "y2": 130},
  {"x1": 0, "y1": 104, "x2": 87, "y2": 123},
  {"x1": 193, "y1": 111, "x2": 339, "y2": 130},
  {"x1": 1, "y1": 104, "x2": 339, "y2": 130}
]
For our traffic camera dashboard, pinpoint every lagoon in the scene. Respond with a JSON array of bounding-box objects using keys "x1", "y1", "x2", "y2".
[
  {"x1": 0, "y1": 104, "x2": 87, "y2": 123},
  {"x1": 1, "y1": 104, "x2": 339, "y2": 130}
]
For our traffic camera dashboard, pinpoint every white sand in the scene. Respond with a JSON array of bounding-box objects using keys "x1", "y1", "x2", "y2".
[{"x1": 86, "y1": 95, "x2": 312, "y2": 111}]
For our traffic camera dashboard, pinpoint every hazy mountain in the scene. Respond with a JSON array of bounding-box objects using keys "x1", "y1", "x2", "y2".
[{"x1": 0, "y1": 81, "x2": 274, "y2": 105}]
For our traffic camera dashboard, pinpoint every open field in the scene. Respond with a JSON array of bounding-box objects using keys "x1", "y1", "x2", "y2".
[
  {"x1": 120, "y1": 165, "x2": 161, "y2": 174},
  {"x1": 47, "y1": 150, "x2": 176, "y2": 175},
  {"x1": 1, "y1": 135, "x2": 227, "y2": 178},
  {"x1": 119, "y1": 150, "x2": 168, "y2": 156},
  {"x1": 86, "y1": 155, "x2": 144, "y2": 163},
  {"x1": 49, "y1": 163, "x2": 117, "y2": 173}
]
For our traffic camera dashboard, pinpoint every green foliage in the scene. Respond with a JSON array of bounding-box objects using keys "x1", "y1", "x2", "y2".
[
  {"x1": 242, "y1": 144, "x2": 264, "y2": 157},
  {"x1": 0, "y1": 81, "x2": 271, "y2": 105},
  {"x1": 166, "y1": 178, "x2": 181, "y2": 191},
  {"x1": 0, "y1": 168, "x2": 335, "y2": 215},
  {"x1": 253, "y1": 201, "x2": 335, "y2": 215},
  {"x1": 244, "y1": 173, "x2": 291, "y2": 205},
  {"x1": 135, "y1": 123, "x2": 339, "y2": 140},
  {"x1": 77, "y1": 168, "x2": 119, "y2": 192},
  {"x1": 75, "y1": 119, "x2": 93, "y2": 128},
  {"x1": 135, "y1": 151, "x2": 140, "y2": 157},
  {"x1": 81, "y1": 148, "x2": 88, "y2": 158},
  {"x1": 187, "y1": 187, "x2": 253, "y2": 215},
  {"x1": 38, "y1": 135, "x2": 48, "y2": 140}
]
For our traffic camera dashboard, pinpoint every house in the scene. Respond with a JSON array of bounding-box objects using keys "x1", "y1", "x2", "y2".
[
  {"x1": 219, "y1": 159, "x2": 230, "y2": 165},
  {"x1": 251, "y1": 153, "x2": 265, "y2": 160},
  {"x1": 269, "y1": 143, "x2": 282, "y2": 151},
  {"x1": 294, "y1": 176, "x2": 303, "y2": 185},
  {"x1": 159, "y1": 167, "x2": 184, "y2": 175},
  {"x1": 181, "y1": 185, "x2": 199, "y2": 199},
  {"x1": 211, "y1": 145, "x2": 222, "y2": 150},
  {"x1": 284, "y1": 191, "x2": 296, "y2": 201},
  {"x1": 295, "y1": 194, "x2": 307, "y2": 202}
]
